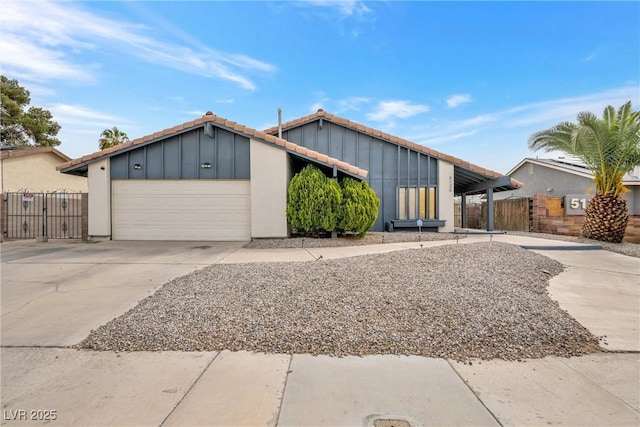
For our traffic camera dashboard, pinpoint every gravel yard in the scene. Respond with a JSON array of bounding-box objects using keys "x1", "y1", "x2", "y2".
[{"x1": 79, "y1": 242, "x2": 599, "y2": 361}]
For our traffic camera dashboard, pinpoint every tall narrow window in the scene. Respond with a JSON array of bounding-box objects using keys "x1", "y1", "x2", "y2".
[
  {"x1": 398, "y1": 188, "x2": 407, "y2": 219},
  {"x1": 427, "y1": 187, "x2": 436, "y2": 219},
  {"x1": 397, "y1": 187, "x2": 437, "y2": 220},
  {"x1": 408, "y1": 187, "x2": 417, "y2": 219},
  {"x1": 419, "y1": 187, "x2": 426, "y2": 218}
]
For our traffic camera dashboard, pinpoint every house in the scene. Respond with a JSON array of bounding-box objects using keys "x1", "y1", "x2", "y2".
[
  {"x1": 495, "y1": 157, "x2": 640, "y2": 215},
  {"x1": 266, "y1": 110, "x2": 521, "y2": 233},
  {"x1": 0, "y1": 146, "x2": 88, "y2": 193},
  {"x1": 57, "y1": 111, "x2": 521, "y2": 241}
]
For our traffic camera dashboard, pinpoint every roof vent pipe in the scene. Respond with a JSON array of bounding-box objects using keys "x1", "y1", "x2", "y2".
[{"x1": 278, "y1": 107, "x2": 282, "y2": 139}]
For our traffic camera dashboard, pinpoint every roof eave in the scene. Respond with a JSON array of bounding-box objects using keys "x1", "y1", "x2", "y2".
[
  {"x1": 269, "y1": 111, "x2": 509, "y2": 184},
  {"x1": 58, "y1": 113, "x2": 366, "y2": 179}
]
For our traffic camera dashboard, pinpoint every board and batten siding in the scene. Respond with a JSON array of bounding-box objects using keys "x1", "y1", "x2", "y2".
[
  {"x1": 282, "y1": 120, "x2": 439, "y2": 231},
  {"x1": 110, "y1": 127, "x2": 250, "y2": 180}
]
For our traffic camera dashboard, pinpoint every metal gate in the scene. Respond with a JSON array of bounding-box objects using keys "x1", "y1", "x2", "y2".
[{"x1": 4, "y1": 192, "x2": 85, "y2": 239}]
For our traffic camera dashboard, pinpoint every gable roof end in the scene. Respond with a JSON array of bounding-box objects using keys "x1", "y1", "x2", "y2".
[
  {"x1": 266, "y1": 110, "x2": 523, "y2": 194},
  {"x1": 57, "y1": 114, "x2": 368, "y2": 179}
]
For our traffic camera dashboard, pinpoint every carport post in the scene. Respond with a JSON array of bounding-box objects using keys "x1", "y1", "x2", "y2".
[
  {"x1": 486, "y1": 188, "x2": 494, "y2": 231},
  {"x1": 461, "y1": 193, "x2": 467, "y2": 228}
]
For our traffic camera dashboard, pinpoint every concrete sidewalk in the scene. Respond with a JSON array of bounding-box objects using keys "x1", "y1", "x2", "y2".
[
  {"x1": 2, "y1": 349, "x2": 637, "y2": 426},
  {"x1": 1, "y1": 235, "x2": 639, "y2": 426}
]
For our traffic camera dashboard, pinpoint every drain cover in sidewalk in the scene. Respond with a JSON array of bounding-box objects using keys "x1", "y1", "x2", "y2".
[{"x1": 373, "y1": 419, "x2": 411, "y2": 427}]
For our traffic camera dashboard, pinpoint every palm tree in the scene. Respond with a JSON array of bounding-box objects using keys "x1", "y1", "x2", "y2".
[
  {"x1": 99, "y1": 127, "x2": 130, "y2": 150},
  {"x1": 528, "y1": 101, "x2": 640, "y2": 243}
]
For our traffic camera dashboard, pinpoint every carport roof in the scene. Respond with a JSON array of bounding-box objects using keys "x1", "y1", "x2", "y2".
[
  {"x1": 265, "y1": 110, "x2": 523, "y2": 195},
  {"x1": 57, "y1": 113, "x2": 368, "y2": 179}
]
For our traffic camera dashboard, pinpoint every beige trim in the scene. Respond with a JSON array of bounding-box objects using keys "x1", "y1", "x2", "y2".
[
  {"x1": 250, "y1": 140, "x2": 289, "y2": 238},
  {"x1": 438, "y1": 161, "x2": 455, "y2": 232},
  {"x1": 88, "y1": 159, "x2": 111, "y2": 237}
]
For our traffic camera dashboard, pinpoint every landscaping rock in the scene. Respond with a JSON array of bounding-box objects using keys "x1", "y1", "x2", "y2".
[{"x1": 79, "y1": 242, "x2": 600, "y2": 361}]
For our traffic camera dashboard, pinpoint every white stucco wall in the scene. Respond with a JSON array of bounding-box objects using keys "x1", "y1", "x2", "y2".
[
  {"x1": 0, "y1": 152, "x2": 87, "y2": 193},
  {"x1": 438, "y1": 161, "x2": 455, "y2": 232},
  {"x1": 88, "y1": 159, "x2": 111, "y2": 237},
  {"x1": 250, "y1": 140, "x2": 289, "y2": 238}
]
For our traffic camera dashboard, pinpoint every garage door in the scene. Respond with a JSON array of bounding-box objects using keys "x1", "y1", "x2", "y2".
[{"x1": 112, "y1": 180, "x2": 250, "y2": 241}]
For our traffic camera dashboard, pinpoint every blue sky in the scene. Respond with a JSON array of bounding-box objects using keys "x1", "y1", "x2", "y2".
[{"x1": 2, "y1": 0, "x2": 639, "y2": 174}]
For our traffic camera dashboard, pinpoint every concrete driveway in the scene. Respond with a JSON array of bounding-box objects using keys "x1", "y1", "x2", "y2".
[
  {"x1": 1, "y1": 237, "x2": 638, "y2": 426},
  {"x1": 1, "y1": 240, "x2": 243, "y2": 347}
]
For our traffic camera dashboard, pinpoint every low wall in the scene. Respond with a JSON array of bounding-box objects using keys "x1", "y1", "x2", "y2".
[{"x1": 531, "y1": 194, "x2": 640, "y2": 244}]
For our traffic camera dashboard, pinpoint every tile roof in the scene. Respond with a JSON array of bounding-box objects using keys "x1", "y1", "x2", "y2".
[
  {"x1": 1, "y1": 145, "x2": 72, "y2": 161},
  {"x1": 57, "y1": 113, "x2": 368, "y2": 178},
  {"x1": 265, "y1": 109, "x2": 522, "y2": 188}
]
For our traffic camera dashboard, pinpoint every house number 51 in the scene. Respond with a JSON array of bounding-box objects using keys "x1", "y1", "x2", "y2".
[{"x1": 570, "y1": 198, "x2": 588, "y2": 209}]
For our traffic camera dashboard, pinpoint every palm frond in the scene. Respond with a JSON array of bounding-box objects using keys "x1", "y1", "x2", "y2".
[{"x1": 529, "y1": 101, "x2": 640, "y2": 196}]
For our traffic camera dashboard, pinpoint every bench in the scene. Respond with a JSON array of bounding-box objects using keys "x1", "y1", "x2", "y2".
[{"x1": 387, "y1": 219, "x2": 446, "y2": 232}]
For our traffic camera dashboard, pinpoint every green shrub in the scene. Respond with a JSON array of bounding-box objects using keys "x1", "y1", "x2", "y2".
[
  {"x1": 286, "y1": 165, "x2": 342, "y2": 234},
  {"x1": 338, "y1": 178, "x2": 380, "y2": 237},
  {"x1": 287, "y1": 165, "x2": 380, "y2": 237}
]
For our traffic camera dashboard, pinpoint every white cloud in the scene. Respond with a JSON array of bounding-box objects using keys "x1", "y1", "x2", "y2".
[
  {"x1": 458, "y1": 114, "x2": 497, "y2": 127},
  {"x1": 446, "y1": 94, "x2": 472, "y2": 108},
  {"x1": 305, "y1": 0, "x2": 372, "y2": 17},
  {"x1": 0, "y1": 1, "x2": 276, "y2": 90},
  {"x1": 216, "y1": 98, "x2": 235, "y2": 104},
  {"x1": 337, "y1": 96, "x2": 370, "y2": 112},
  {"x1": 501, "y1": 86, "x2": 639, "y2": 128},
  {"x1": 420, "y1": 131, "x2": 477, "y2": 145},
  {"x1": 1, "y1": 34, "x2": 96, "y2": 82},
  {"x1": 49, "y1": 104, "x2": 131, "y2": 127},
  {"x1": 391, "y1": 85, "x2": 640, "y2": 174},
  {"x1": 367, "y1": 100, "x2": 430, "y2": 121}
]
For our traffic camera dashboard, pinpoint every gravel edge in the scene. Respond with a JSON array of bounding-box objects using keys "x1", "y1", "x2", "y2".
[{"x1": 245, "y1": 230, "x2": 640, "y2": 258}]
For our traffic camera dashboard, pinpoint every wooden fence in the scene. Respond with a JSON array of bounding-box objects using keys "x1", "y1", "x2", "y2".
[
  {"x1": 480, "y1": 198, "x2": 531, "y2": 231},
  {"x1": 456, "y1": 198, "x2": 531, "y2": 231},
  {"x1": 454, "y1": 203, "x2": 482, "y2": 228}
]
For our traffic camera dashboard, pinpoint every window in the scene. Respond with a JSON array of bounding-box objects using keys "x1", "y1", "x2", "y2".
[{"x1": 398, "y1": 187, "x2": 436, "y2": 220}]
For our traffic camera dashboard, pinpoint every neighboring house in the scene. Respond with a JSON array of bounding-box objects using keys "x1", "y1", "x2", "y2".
[
  {"x1": 0, "y1": 146, "x2": 88, "y2": 193},
  {"x1": 58, "y1": 111, "x2": 520, "y2": 241},
  {"x1": 495, "y1": 157, "x2": 640, "y2": 215}
]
